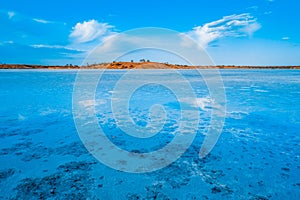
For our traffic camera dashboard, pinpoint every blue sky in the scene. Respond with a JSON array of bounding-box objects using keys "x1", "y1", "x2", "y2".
[{"x1": 1, "y1": 0, "x2": 299, "y2": 65}]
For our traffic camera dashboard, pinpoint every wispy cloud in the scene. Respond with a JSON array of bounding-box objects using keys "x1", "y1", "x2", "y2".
[
  {"x1": 33, "y1": 18, "x2": 52, "y2": 24},
  {"x1": 282, "y1": 37, "x2": 290, "y2": 40},
  {"x1": 69, "y1": 20, "x2": 115, "y2": 44},
  {"x1": 7, "y1": 11, "x2": 15, "y2": 19},
  {"x1": 247, "y1": 6, "x2": 258, "y2": 11},
  {"x1": 30, "y1": 44, "x2": 84, "y2": 52},
  {"x1": 242, "y1": 22, "x2": 261, "y2": 37},
  {"x1": 0, "y1": 40, "x2": 14, "y2": 46},
  {"x1": 4, "y1": 10, "x2": 59, "y2": 24},
  {"x1": 185, "y1": 13, "x2": 261, "y2": 48}
]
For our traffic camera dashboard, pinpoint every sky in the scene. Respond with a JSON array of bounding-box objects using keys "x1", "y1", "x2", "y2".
[{"x1": 0, "y1": 0, "x2": 300, "y2": 66}]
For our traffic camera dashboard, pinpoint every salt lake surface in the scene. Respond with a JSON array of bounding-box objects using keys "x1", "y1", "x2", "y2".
[{"x1": 0, "y1": 69, "x2": 299, "y2": 199}]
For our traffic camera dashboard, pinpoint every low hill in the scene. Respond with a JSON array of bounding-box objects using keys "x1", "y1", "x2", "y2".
[{"x1": 1, "y1": 62, "x2": 300, "y2": 69}]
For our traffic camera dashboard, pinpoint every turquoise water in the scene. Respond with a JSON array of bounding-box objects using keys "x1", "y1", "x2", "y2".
[{"x1": 0, "y1": 69, "x2": 299, "y2": 199}]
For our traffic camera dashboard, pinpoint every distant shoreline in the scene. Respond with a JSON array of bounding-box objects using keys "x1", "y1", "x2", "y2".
[{"x1": 1, "y1": 62, "x2": 300, "y2": 69}]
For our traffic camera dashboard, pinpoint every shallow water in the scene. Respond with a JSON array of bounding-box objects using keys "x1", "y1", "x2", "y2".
[{"x1": 0, "y1": 69, "x2": 299, "y2": 199}]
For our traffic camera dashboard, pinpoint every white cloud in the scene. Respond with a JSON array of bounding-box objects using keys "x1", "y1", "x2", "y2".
[
  {"x1": 33, "y1": 18, "x2": 52, "y2": 24},
  {"x1": 69, "y1": 20, "x2": 115, "y2": 44},
  {"x1": 247, "y1": 6, "x2": 258, "y2": 10},
  {"x1": 282, "y1": 37, "x2": 290, "y2": 40},
  {"x1": 242, "y1": 22, "x2": 261, "y2": 37},
  {"x1": 31, "y1": 44, "x2": 62, "y2": 49},
  {"x1": 7, "y1": 11, "x2": 15, "y2": 19},
  {"x1": 0, "y1": 40, "x2": 14, "y2": 46},
  {"x1": 31, "y1": 44, "x2": 82, "y2": 51},
  {"x1": 186, "y1": 13, "x2": 261, "y2": 48},
  {"x1": 3, "y1": 40, "x2": 14, "y2": 44}
]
